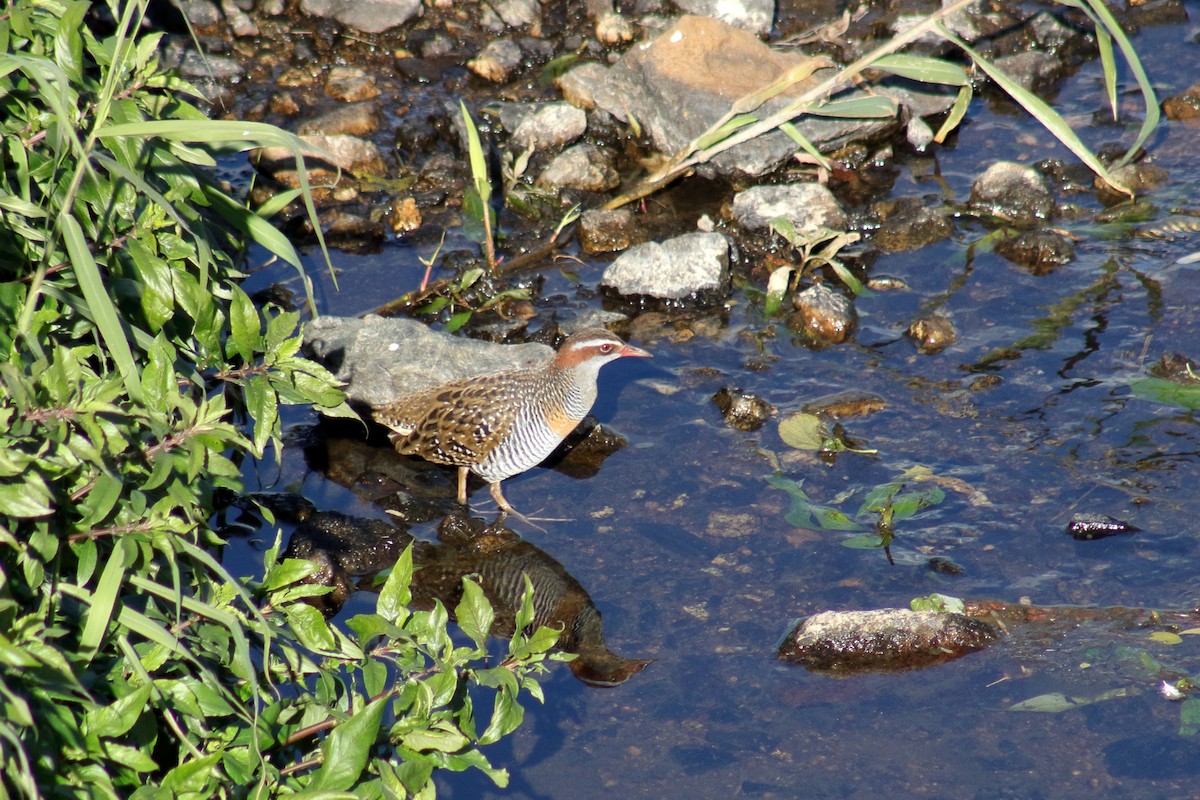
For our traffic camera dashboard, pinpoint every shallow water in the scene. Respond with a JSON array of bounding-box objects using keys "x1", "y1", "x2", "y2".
[{"x1": 228, "y1": 10, "x2": 1200, "y2": 799}]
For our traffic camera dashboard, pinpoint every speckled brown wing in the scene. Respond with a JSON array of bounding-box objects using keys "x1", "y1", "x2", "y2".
[{"x1": 372, "y1": 372, "x2": 529, "y2": 468}]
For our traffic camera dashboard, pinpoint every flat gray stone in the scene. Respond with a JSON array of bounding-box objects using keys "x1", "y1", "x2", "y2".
[
  {"x1": 302, "y1": 316, "x2": 553, "y2": 407},
  {"x1": 510, "y1": 102, "x2": 588, "y2": 152},
  {"x1": 601, "y1": 232, "x2": 730, "y2": 301},
  {"x1": 732, "y1": 183, "x2": 847, "y2": 234}
]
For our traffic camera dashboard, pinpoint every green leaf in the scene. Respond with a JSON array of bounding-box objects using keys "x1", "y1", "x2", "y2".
[
  {"x1": 58, "y1": 214, "x2": 143, "y2": 402},
  {"x1": 401, "y1": 725, "x2": 470, "y2": 753},
  {"x1": 377, "y1": 546, "x2": 413, "y2": 625},
  {"x1": 85, "y1": 683, "x2": 151, "y2": 739},
  {"x1": 808, "y1": 95, "x2": 897, "y2": 119},
  {"x1": 479, "y1": 689, "x2": 523, "y2": 745},
  {"x1": 778, "y1": 413, "x2": 825, "y2": 450},
  {"x1": 871, "y1": 54, "x2": 968, "y2": 85},
  {"x1": 910, "y1": 594, "x2": 965, "y2": 614},
  {"x1": 0, "y1": 474, "x2": 53, "y2": 517},
  {"x1": 80, "y1": 537, "x2": 134, "y2": 661},
  {"x1": 228, "y1": 285, "x2": 259, "y2": 365},
  {"x1": 309, "y1": 695, "x2": 388, "y2": 792},
  {"x1": 1008, "y1": 688, "x2": 1133, "y2": 712},
  {"x1": 455, "y1": 577, "x2": 494, "y2": 650},
  {"x1": 1180, "y1": 697, "x2": 1200, "y2": 736},
  {"x1": 460, "y1": 101, "x2": 490, "y2": 207},
  {"x1": 283, "y1": 603, "x2": 338, "y2": 653},
  {"x1": 1129, "y1": 377, "x2": 1200, "y2": 409}
]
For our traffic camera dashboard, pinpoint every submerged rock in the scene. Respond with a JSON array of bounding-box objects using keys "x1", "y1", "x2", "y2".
[
  {"x1": 872, "y1": 197, "x2": 952, "y2": 252},
  {"x1": 1163, "y1": 80, "x2": 1200, "y2": 121},
  {"x1": 789, "y1": 282, "x2": 855, "y2": 345},
  {"x1": 1149, "y1": 352, "x2": 1200, "y2": 384},
  {"x1": 712, "y1": 386, "x2": 774, "y2": 430},
  {"x1": 969, "y1": 161, "x2": 1055, "y2": 228},
  {"x1": 1066, "y1": 513, "x2": 1140, "y2": 541},
  {"x1": 302, "y1": 315, "x2": 553, "y2": 408},
  {"x1": 906, "y1": 314, "x2": 956, "y2": 354},
  {"x1": 600, "y1": 232, "x2": 730, "y2": 303},
  {"x1": 1094, "y1": 162, "x2": 1170, "y2": 206},
  {"x1": 995, "y1": 230, "x2": 1075, "y2": 274},
  {"x1": 578, "y1": 208, "x2": 646, "y2": 253},
  {"x1": 778, "y1": 609, "x2": 1002, "y2": 673}
]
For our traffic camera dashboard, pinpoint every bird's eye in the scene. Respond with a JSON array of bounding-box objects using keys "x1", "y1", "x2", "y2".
[{"x1": 599, "y1": 343, "x2": 614, "y2": 354}]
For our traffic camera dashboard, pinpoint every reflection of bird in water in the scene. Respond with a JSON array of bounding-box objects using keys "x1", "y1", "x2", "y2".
[
  {"x1": 280, "y1": 505, "x2": 650, "y2": 687},
  {"x1": 371, "y1": 328, "x2": 650, "y2": 515}
]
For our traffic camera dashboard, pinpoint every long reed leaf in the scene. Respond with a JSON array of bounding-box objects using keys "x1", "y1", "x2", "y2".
[
  {"x1": 79, "y1": 539, "x2": 132, "y2": 661},
  {"x1": 59, "y1": 213, "x2": 144, "y2": 401}
]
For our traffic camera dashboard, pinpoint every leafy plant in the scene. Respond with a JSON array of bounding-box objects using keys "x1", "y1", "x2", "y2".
[
  {"x1": 0, "y1": 2, "x2": 554, "y2": 795},
  {"x1": 763, "y1": 221, "x2": 866, "y2": 314},
  {"x1": 767, "y1": 471, "x2": 945, "y2": 559},
  {"x1": 414, "y1": 266, "x2": 532, "y2": 333}
]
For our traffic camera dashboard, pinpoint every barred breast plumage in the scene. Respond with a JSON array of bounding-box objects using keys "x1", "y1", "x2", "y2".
[{"x1": 371, "y1": 328, "x2": 651, "y2": 514}]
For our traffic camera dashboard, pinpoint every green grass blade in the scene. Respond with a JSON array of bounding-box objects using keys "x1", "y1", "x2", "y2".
[
  {"x1": 935, "y1": 84, "x2": 973, "y2": 143},
  {"x1": 871, "y1": 54, "x2": 968, "y2": 86},
  {"x1": 779, "y1": 122, "x2": 830, "y2": 168},
  {"x1": 807, "y1": 95, "x2": 897, "y2": 119},
  {"x1": 1095, "y1": 26, "x2": 1118, "y2": 120},
  {"x1": 460, "y1": 101, "x2": 491, "y2": 207},
  {"x1": 1077, "y1": 0, "x2": 1160, "y2": 166}
]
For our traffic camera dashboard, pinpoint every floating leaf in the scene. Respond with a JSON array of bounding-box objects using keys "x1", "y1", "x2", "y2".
[
  {"x1": 1129, "y1": 377, "x2": 1200, "y2": 409},
  {"x1": 1149, "y1": 631, "x2": 1183, "y2": 645},
  {"x1": 779, "y1": 413, "x2": 825, "y2": 450},
  {"x1": 910, "y1": 594, "x2": 965, "y2": 614},
  {"x1": 1009, "y1": 687, "x2": 1133, "y2": 712}
]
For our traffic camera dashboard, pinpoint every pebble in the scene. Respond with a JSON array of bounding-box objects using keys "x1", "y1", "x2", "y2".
[{"x1": 969, "y1": 161, "x2": 1055, "y2": 228}]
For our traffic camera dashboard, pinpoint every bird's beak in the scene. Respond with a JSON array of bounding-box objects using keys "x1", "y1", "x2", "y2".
[{"x1": 619, "y1": 343, "x2": 652, "y2": 358}]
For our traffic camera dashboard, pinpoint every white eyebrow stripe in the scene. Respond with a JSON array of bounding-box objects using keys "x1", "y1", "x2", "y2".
[{"x1": 566, "y1": 337, "x2": 617, "y2": 349}]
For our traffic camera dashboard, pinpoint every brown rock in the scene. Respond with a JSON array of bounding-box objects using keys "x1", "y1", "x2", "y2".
[{"x1": 906, "y1": 314, "x2": 956, "y2": 354}]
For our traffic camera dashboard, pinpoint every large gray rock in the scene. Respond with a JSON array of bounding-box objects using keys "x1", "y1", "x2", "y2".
[
  {"x1": 586, "y1": 15, "x2": 902, "y2": 178},
  {"x1": 600, "y1": 232, "x2": 730, "y2": 301},
  {"x1": 299, "y1": 0, "x2": 421, "y2": 33},
  {"x1": 778, "y1": 608, "x2": 1002, "y2": 673},
  {"x1": 302, "y1": 316, "x2": 553, "y2": 407}
]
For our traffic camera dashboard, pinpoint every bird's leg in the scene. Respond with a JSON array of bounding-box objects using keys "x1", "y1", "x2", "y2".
[
  {"x1": 457, "y1": 467, "x2": 470, "y2": 506},
  {"x1": 488, "y1": 481, "x2": 514, "y2": 513}
]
